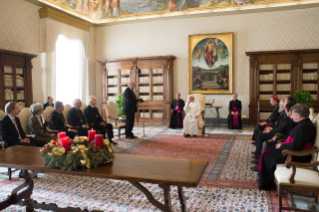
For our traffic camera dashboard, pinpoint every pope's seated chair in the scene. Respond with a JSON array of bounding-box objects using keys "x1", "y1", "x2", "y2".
[
  {"x1": 186, "y1": 94, "x2": 206, "y2": 136},
  {"x1": 274, "y1": 115, "x2": 319, "y2": 211},
  {"x1": 106, "y1": 101, "x2": 126, "y2": 139}
]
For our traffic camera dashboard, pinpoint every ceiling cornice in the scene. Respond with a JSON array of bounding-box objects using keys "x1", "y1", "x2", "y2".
[{"x1": 38, "y1": 7, "x2": 91, "y2": 31}]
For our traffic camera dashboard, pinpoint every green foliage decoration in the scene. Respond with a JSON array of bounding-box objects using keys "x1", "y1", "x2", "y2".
[
  {"x1": 115, "y1": 94, "x2": 125, "y2": 115},
  {"x1": 41, "y1": 138, "x2": 113, "y2": 171},
  {"x1": 294, "y1": 89, "x2": 314, "y2": 108}
]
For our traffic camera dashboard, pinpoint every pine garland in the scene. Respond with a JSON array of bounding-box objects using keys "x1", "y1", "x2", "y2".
[{"x1": 40, "y1": 137, "x2": 113, "y2": 171}]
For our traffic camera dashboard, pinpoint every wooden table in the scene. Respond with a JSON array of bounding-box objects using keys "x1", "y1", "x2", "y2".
[
  {"x1": 205, "y1": 105, "x2": 223, "y2": 127},
  {"x1": 0, "y1": 146, "x2": 208, "y2": 212}
]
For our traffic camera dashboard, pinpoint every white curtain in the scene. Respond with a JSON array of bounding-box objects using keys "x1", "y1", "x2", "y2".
[{"x1": 40, "y1": 18, "x2": 90, "y2": 104}]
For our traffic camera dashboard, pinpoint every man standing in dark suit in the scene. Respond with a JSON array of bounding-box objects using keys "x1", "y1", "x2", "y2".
[
  {"x1": 43, "y1": 96, "x2": 54, "y2": 110},
  {"x1": 50, "y1": 101, "x2": 77, "y2": 139},
  {"x1": 123, "y1": 81, "x2": 142, "y2": 139},
  {"x1": 84, "y1": 96, "x2": 117, "y2": 145},
  {"x1": 68, "y1": 98, "x2": 89, "y2": 136}
]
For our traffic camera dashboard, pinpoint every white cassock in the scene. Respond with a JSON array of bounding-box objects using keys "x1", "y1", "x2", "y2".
[{"x1": 183, "y1": 101, "x2": 204, "y2": 135}]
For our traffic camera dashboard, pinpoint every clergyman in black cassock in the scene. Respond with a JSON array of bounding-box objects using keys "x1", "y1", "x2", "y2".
[
  {"x1": 252, "y1": 96, "x2": 280, "y2": 141},
  {"x1": 169, "y1": 92, "x2": 185, "y2": 129},
  {"x1": 123, "y1": 81, "x2": 142, "y2": 139},
  {"x1": 50, "y1": 109, "x2": 77, "y2": 139},
  {"x1": 227, "y1": 94, "x2": 242, "y2": 130},
  {"x1": 258, "y1": 105, "x2": 316, "y2": 190}
]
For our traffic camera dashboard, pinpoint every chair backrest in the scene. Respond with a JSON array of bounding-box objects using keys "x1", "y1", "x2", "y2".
[
  {"x1": 0, "y1": 109, "x2": 6, "y2": 119},
  {"x1": 63, "y1": 104, "x2": 72, "y2": 125},
  {"x1": 16, "y1": 107, "x2": 32, "y2": 135},
  {"x1": 312, "y1": 116, "x2": 319, "y2": 162},
  {"x1": 106, "y1": 101, "x2": 118, "y2": 123},
  {"x1": 187, "y1": 94, "x2": 206, "y2": 112},
  {"x1": 42, "y1": 106, "x2": 55, "y2": 120},
  {"x1": 309, "y1": 108, "x2": 315, "y2": 122},
  {"x1": 81, "y1": 103, "x2": 87, "y2": 114}
]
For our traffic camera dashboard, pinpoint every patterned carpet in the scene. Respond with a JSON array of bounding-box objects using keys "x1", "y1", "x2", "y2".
[{"x1": 0, "y1": 130, "x2": 292, "y2": 211}]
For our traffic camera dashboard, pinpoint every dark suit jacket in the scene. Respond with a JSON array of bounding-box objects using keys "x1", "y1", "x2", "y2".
[
  {"x1": 228, "y1": 100, "x2": 242, "y2": 114},
  {"x1": 123, "y1": 87, "x2": 138, "y2": 113},
  {"x1": 0, "y1": 115, "x2": 27, "y2": 147},
  {"x1": 84, "y1": 106, "x2": 103, "y2": 125},
  {"x1": 50, "y1": 110, "x2": 67, "y2": 132},
  {"x1": 43, "y1": 102, "x2": 54, "y2": 110},
  {"x1": 68, "y1": 107, "x2": 86, "y2": 127}
]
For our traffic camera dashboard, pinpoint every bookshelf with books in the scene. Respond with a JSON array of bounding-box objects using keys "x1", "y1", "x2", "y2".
[
  {"x1": 0, "y1": 49, "x2": 36, "y2": 111},
  {"x1": 246, "y1": 49, "x2": 319, "y2": 125},
  {"x1": 98, "y1": 56, "x2": 175, "y2": 124}
]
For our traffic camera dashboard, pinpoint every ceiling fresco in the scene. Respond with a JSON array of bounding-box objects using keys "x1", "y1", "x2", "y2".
[{"x1": 32, "y1": 0, "x2": 319, "y2": 25}]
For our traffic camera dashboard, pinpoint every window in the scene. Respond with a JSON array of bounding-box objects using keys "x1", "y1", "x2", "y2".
[{"x1": 55, "y1": 34, "x2": 84, "y2": 105}]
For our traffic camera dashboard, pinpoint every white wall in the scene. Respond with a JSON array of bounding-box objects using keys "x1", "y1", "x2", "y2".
[
  {"x1": 95, "y1": 7, "x2": 319, "y2": 118},
  {"x1": 0, "y1": 0, "x2": 96, "y2": 105}
]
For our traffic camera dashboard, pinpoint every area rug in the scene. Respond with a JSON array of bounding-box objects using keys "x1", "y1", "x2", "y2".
[{"x1": 0, "y1": 130, "x2": 292, "y2": 211}]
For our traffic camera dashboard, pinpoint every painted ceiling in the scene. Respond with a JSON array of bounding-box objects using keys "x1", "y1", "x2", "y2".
[{"x1": 30, "y1": 0, "x2": 319, "y2": 25}]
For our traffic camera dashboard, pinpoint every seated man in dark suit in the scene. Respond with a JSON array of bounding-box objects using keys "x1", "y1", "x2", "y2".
[
  {"x1": 68, "y1": 98, "x2": 89, "y2": 136},
  {"x1": 43, "y1": 96, "x2": 54, "y2": 110},
  {"x1": 50, "y1": 101, "x2": 77, "y2": 139},
  {"x1": 84, "y1": 96, "x2": 117, "y2": 145},
  {"x1": 0, "y1": 102, "x2": 45, "y2": 178}
]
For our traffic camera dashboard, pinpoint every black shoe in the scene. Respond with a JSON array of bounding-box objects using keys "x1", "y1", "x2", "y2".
[
  {"x1": 132, "y1": 136, "x2": 138, "y2": 139},
  {"x1": 183, "y1": 134, "x2": 190, "y2": 137},
  {"x1": 250, "y1": 165, "x2": 259, "y2": 172},
  {"x1": 251, "y1": 142, "x2": 256, "y2": 145},
  {"x1": 126, "y1": 136, "x2": 135, "y2": 139},
  {"x1": 251, "y1": 151, "x2": 256, "y2": 155},
  {"x1": 109, "y1": 140, "x2": 118, "y2": 145},
  {"x1": 192, "y1": 135, "x2": 197, "y2": 137},
  {"x1": 252, "y1": 156, "x2": 257, "y2": 160},
  {"x1": 250, "y1": 159, "x2": 259, "y2": 164}
]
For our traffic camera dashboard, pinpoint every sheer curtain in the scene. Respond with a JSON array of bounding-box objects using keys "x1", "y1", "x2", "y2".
[{"x1": 40, "y1": 18, "x2": 90, "y2": 105}]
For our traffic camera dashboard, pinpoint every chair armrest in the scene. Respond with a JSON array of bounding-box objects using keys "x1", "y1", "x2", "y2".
[
  {"x1": 0, "y1": 141, "x2": 8, "y2": 149},
  {"x1": 269, "y1": 122, "x2": 275, "y2": 125},
  {"x1": 282, "y1": 147, "x2": 319, "y2": 183},
  {"x1": 277, "y1": 139, "x2": 285, "y2": 143},
  {"x1": 108, "y1": 116, "x2": 119, "y2": 126},
  {"x1": 88, "y1": 123, "x2": 95, "y2": 128},
  {"x1": 275, "y1": 133, "x2": 284, "y2": 137}
]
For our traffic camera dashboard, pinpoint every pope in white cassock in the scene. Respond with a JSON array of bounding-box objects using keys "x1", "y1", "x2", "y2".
[{"x1": 183, "y1": 95, "x2": 204, "y2": 137}]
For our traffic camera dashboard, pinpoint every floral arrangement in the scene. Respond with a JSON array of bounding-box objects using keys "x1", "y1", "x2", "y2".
[{"x1": 40, "y1": 136, "x2": 113, "y2": 171}]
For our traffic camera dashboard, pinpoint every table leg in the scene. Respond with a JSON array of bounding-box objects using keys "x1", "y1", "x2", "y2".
[
  {"x1": 178, "y1": 186, "x2": 186, "y2": 212},
  {"x1": 216, "y1": 108, "x2": 221, "y2": 127},
  {"x1": 163, "y1": 185, "x2": 172, "y2": 212}
]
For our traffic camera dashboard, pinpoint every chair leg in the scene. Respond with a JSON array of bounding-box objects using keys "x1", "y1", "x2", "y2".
[
  {"x1": 315, "y1": 193, "x2": 318, "y2": 204},
  {"x1": 8, "y1": 168, "x2": 12, "y2": 180},
  {"x1": 278, "y1": 185, "x2": 283, "y2": 212},
  {"x1": 118, "y1": 128, "x2": 120, "y2": 139}
]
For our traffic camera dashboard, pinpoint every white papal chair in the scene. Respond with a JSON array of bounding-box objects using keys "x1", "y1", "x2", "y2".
[
  {"x1": 106, "y1": 101, "x2": 126, "y2": 139},
  {"x1": 186, "y1": 94, "x2": 206, "y2": 136}
]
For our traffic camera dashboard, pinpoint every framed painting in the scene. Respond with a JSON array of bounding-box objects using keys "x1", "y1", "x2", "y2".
[{"x1": 189, "y1": 33, "x2": 233, "y2": 94}]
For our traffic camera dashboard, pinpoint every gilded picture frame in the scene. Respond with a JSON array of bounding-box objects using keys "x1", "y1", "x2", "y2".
[{"x1": 189, "y1": 33, "x2": 233, "y2": 94}]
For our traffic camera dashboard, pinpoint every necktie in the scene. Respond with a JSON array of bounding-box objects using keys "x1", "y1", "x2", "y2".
[{"x1": 12, "y1": 118, "x2": 22, "y2": 140}]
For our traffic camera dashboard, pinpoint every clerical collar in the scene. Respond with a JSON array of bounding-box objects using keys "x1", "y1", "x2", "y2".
[{"x1": 90, "y1": 105, "x2": 96, "y2": 108}]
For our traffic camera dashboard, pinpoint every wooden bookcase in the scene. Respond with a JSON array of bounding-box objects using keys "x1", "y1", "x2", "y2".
[
  {"x1": 98, "y1": 55, "x2": 176, "y2": 124},
  {"x1": 0, "y1": 49, "x2": 36, "y2": 111},
  {"x1": 247, "y1": 49, "x2": 319, "y2": 125}
]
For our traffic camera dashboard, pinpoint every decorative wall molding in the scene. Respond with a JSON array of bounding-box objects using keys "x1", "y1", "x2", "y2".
[{"x1": 39, "y1": 7, "x2": 91, "y2": 32}]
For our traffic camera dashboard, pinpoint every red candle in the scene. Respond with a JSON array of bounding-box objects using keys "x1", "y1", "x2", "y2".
[
  {"x1": 95, "y1": 134, "x2": 103, "y2": 149},
  {"x1": 58, "y1": 132, "x2": 66, "y2": 141},
  {"x1": 88, "y1": 129, "x2": 96, "y2": 143},
  {"x1": 60, "y1": 137, "x2": 70, "y2": 153}
]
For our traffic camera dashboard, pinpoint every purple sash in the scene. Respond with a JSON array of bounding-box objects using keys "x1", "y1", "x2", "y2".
[{"x1": 232, "y1": 106, "x2": 239, "y2": 127}]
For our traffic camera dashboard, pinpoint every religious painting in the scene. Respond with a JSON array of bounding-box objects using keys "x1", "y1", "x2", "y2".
[
  {"x1": 189, "y1": 33, "x2": 233, "y2": 94},
  {"x1": 188, "y1": 0, "x2": 232, "y2": 9}
]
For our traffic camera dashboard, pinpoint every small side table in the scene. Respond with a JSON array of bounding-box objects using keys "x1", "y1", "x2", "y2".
[{"x1": 205, "y1": 105, "x2": 223, "y2": 127}]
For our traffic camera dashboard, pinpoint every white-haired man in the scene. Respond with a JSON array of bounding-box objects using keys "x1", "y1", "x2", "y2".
[
  {"x1": 183, "y1": 95, "x2": 204, "y2": 137},
  {"x1": 84, "y1": 96, "x2": 117, "y2": 145}
]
